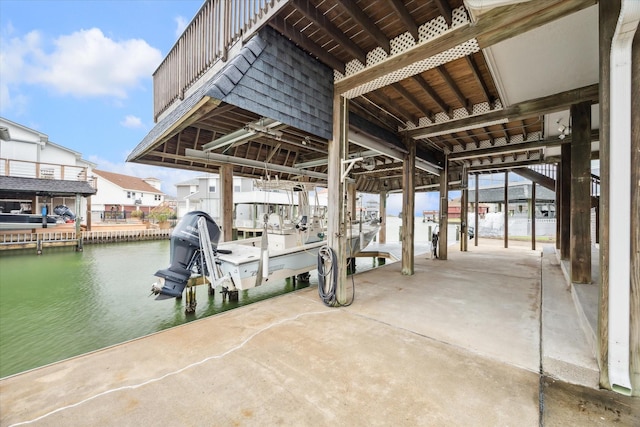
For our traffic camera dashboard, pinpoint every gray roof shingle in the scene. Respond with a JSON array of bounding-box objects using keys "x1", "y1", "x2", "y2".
[{"x1": 0, "y1": 176, "x2": 96, "y2": 196}]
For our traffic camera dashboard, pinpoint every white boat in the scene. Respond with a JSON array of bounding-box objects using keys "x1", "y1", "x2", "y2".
[
  {"x1": 151, "y1": 180, "x2": 380, "y2": 298},
  {"x1": 0, "y1": 213, "x2": 58, "y2": 230}
]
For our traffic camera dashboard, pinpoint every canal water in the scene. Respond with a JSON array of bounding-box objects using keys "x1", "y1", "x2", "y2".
[
  {"x1": 0, "y1": 240, "x2": 319, "y2": 378},
  {"x1": 0, "y1": 217, "x2": 453, "y2": 378}
]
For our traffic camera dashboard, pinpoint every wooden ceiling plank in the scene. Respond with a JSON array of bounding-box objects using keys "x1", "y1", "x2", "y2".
[
  {"x1": 291, "y1": 0, "x2": 367, "y2": 64},
  {"x1": 335, "y1": 0, "x2": 391, "y2": 53},
  {"x1": 464, "y1": 55, "x2": 494, "y2": 106},
  {"x1": 406, "y1": 83, "x2": 599, "y2": 138},
  {"x1": 411, "y1": 74, "x2": 452, "y2": 117},
  {"x1": 269, "y1": 17, "x2": 346, "y2": 74},
  {"x1": 335, "y1": 0, "x2": 594, "y2": 95},
  {"x1": 500, "y1": 123, "x2": 511, "y2": 143},
  {"x1": 436, "y1": 65, "x2": 472, "y2": 114},
  {"x1": 387, "y1": 0, "x2": 419, "y2": 41},
  {"x1": 433, "y1": 0, "x2": 453, "y2": 26},
  {"x1": 448, "y1": 129, "x2": 598, "y2": 160},
  {"x1": 391, "y1": 82, "x2": 435, "y2": 122},
  {"x1": 265, "y1": 143, "x2": 282, "y2": 163},
  {"x1": 367, "y1": 91, "x2": 418, "y2": 124}
]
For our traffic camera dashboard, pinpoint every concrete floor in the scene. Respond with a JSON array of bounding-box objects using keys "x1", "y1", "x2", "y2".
[{"x1": 1, "y1": 239, "x2": 638, "y2": 426}]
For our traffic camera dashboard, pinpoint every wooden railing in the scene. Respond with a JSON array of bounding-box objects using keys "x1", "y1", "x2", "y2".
[
  {"x1": 1, "y1": 158, "x2": 94, "y2": 186},
  {"x1": 152, "y1": 0, "x2": 286, "y2": 121}
]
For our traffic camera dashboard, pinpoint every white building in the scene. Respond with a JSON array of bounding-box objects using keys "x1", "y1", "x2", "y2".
[
  {"x1": 0, "y1": 117, "x2": 96, "y2": 224},
  {"x1": 175, "y1": 175, "x2": 254, "y2": 220},
  {"x1": 91, "y1": 169, "x2": 166, "y2": 219}
]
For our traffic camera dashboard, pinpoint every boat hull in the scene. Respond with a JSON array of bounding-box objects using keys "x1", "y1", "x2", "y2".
[
  {"x1": 0, "y1": 213, "x2": 58, "y2": 230},
  {"x1": 217, "y1": 241, "x2": 324, "y2": 290}
]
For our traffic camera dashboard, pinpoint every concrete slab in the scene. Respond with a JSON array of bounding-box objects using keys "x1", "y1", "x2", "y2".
[
  {"x1": 1, "y1": 238, "x2": 637, "y2": 426},
  {"x1": 541, "y1": 246, "x2": 599, "y2": 388}
]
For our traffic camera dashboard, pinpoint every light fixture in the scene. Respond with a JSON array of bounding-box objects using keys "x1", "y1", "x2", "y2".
[
  {"x1": 0, "y1": 126, "x2": 10, "y2": 140},
  {"x1": 556, "y1": 119, "x2": 571, "y2": 140}
]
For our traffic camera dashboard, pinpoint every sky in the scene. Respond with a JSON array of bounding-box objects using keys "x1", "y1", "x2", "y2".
[
  {"x1": 0, "y1": 0, "x2": 509, "y2": 216},
  {"x1": 0, "y1": 0, "x2": 204, "y2": 195}
]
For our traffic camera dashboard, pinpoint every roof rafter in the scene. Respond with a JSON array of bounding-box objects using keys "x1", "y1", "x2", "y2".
[
  {"x1": 291, "y1": 0, "x2": 367, "y2": 64},
  {"x1": 334, "y1": 0, "x2": 390, "y2": 53}
]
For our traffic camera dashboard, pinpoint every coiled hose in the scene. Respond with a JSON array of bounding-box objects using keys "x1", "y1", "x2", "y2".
[{"x1": 317, "y1": 245, "x2": 355, "y2": 307}]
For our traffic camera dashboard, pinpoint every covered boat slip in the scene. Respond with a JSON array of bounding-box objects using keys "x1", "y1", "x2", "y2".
[
  {"x1": 1, "y1": 241, "x2": 638, "y2": 425},
  {"x1": 127, "y1": 2, "x2": 639, "y2": 395}
]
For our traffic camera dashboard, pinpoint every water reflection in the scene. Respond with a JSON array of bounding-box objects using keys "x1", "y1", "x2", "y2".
[{"x1": 0, "y1": 241, "x2": 317, "y2": 378}]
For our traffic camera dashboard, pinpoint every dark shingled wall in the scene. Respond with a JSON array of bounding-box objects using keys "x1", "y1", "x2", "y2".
[{"x1": 210, "y1": 25, "x2": 334, "y2": 141}]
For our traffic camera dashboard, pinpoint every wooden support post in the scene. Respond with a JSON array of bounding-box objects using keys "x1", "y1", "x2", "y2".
[
  {"x1": 556, "y1": 168, "x2": 561, "y2": 250},
  {"x1": 461, "y1": 168, "x2": 468, "y2": 252},
  {"x1": 401, "y1": 137, "x2": 415, "y2": 275},
  {"x1": 220, "y1": 164, "x2": 233, "y2": 242},
  {"x1": 438, "y1": 156, "x2": 448, "y2": 260},
  {"x1": 531, "y1": 183, "x2": 536, "y2": 251},
  {"x1": 86, "y1": 194, "x2": 92, "y2": 231},
  {"x1": 379, "y1": 190, "x2": 387, "y2": 244},
  {"x1": 474, "y1": 173, "x2": 479, "y2": 247},
  {"x1": 570, "y1": 101, "x2": 592, "y2": 284},
  {"x1": 504, "y1": 172, "x2": 508, "y2": 248},
  {"x1": 75, "y1": 194, "x2": 83, "y2": 251},
  {"x1": 346, "y1": 182, "x2": 356, "y2": 223},
  {"x1": 560, "y1": 143, "x2": 571, "y2": 260},
  {"x1": 597, "y1": 0, "x2": 617, "y2": 390},
  {"x1": 328, "y1": 94, "x2": 348, "y2": 305}
]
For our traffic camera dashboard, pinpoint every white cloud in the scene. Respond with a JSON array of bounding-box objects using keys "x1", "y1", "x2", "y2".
[
  {"x1": 0, "y1": 27, "x2": 162, "y2": 110},
  {"x1": 121, "y1": 115, "x2": 144, "y2": 129},
  {"x1": 174, "y1": 16, "x2": 188, "y2": 38}
]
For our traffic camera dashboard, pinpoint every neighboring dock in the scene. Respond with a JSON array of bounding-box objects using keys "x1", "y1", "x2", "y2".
[
  {"x1": 1, "y1": 239, "x2": 636, "y2": 426},
  {"x1": 0, "y1": 223, "x2": 171, "y2": 253}
]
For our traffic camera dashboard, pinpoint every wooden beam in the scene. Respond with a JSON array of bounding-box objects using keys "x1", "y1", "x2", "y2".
[
  {"x1": 388, "y1": 0, "x2": 419, "y2": 41},
  {"x1": 411, "y1": 74, "x2": 452, "y2": 117},
  {"x1": 570, "y1": 102, "x2": 592, "y2": 283},
  {"x1": 291, "y1": 0, "x2": 367, "y2": 64},
  {"x1": 334, "y1": 0, "x2": 594, "y2": 96},
  {"x1": 406, "y1": 84, "x2": 599, "y2": 139},
  {"x1": 504, "y1": 171, "x2": 509, "y2": 248},
  {"x1": 465, "y1": 55, "x2": 494, "y2": 105},
  {"x1": 401, "y1": 137, "x2": 415, "y2": 275},
  {"x1": 335, "y1": 0, "x2": 390, "y2": 53},
  {"x1": 366, "y1": 91, "x2": 418, "y2": 124},
  {"x1": 436, "y1": 65, "x2": 472, "y2": 114},
  {"x1": 379, "y1": 190, "x2": 387, "y2": 243},
  {"x1": 433, "y1": 0, "x2": 453, "y2": 26},
  {"x1": 438, "y1": 156, "x2": 449, "y2": 260},
  {"x1": 268, "y1": 18, "x2": 346, "y2": 74},
  {"x1": 560, "y1": 143, "x2": 571, "y2": 260},
  {"x1": 328, "y1": 94, "x2": 348, "y2": 305},
  {"x1": 391, "y1": 83, "x2": 434, "y2": 121},
  {"x1": 220, "y1": 164, "x2": 233, "y2": 242},
  {"x1": 531, "y1": 182, "x2": 536, "y2": 251}
]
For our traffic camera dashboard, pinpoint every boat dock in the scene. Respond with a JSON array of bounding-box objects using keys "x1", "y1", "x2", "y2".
[
  {"x1": 0, "y1": 225, "x2": 171, "y2": 253},
  {"x1": 1, "y1": 239, "x2": 637, "y2": 426}
]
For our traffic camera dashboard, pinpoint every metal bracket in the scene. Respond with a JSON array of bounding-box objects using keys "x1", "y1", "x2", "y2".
[{"x1": 341, "y1": 157, "x2": 363, "y2": 183}]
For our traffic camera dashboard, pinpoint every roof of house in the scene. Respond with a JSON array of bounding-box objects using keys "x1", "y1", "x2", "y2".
[
  {"x1": 468, "y1": 183, "x2": 555, "y2": 203},
  {"x1": 0, "y1": 176, "x2": 96, "y2": 197},
  {"x1": 93, "y1": 170, "x2": 164, "y2": 194}
]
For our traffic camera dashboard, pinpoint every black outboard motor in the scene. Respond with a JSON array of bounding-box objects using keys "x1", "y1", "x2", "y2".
[
  {"x1": 152, "y1": 211, "x2": 221, "y2": 299},
  {"x1": 53, "y1": 205, "x2": 76, "y2": 221}
]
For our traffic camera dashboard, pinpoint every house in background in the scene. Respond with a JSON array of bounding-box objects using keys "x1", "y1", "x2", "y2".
[
  {"x1": 91, "y1": 169, "x2": 166, "y2": 220},
  {"x1": 0, "y1": 117, "x2": 96, "y2": 228},
  {"x1": 175, "y1": 175, "x2": 255, "y2": 220}
]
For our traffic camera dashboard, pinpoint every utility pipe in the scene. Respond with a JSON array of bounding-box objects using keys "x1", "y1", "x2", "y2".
[{"x1": 608, "y1": 0, "x2": 639, "y2": 396}]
